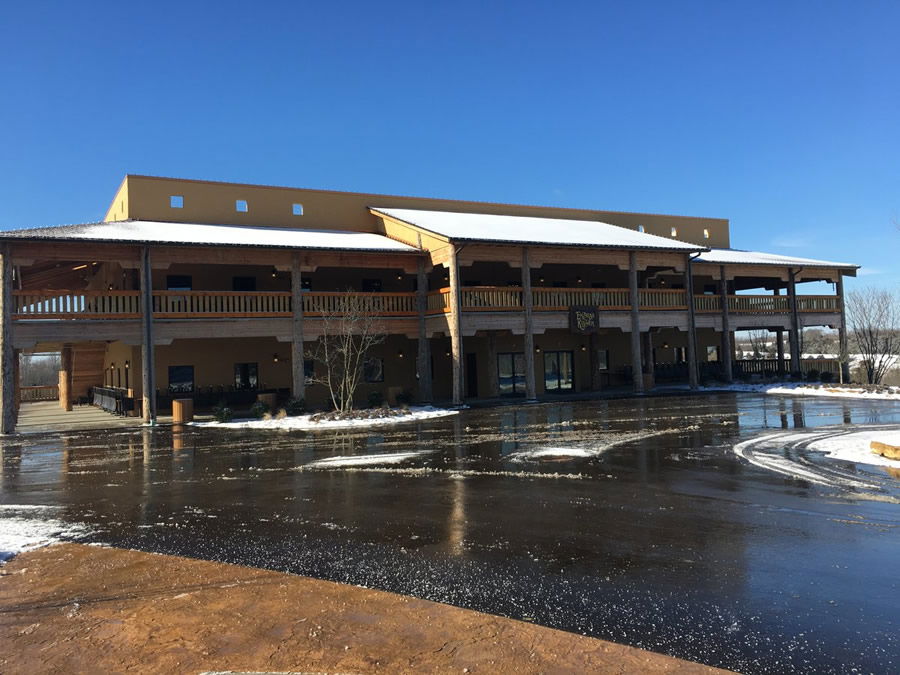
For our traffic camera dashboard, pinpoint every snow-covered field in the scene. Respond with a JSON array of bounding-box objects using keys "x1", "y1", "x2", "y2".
[
  {"x1": 0, "y1": 505, "x2": 90, "y2": 563},
  {"x1": 808, "y1": 430, "x2": 900, "y2": 468},
  {"x1": 194, "y1": 406, "x2": 458, "y2": 431}
]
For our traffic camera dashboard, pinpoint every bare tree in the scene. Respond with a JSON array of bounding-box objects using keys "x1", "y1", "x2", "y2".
[
  {"x1": 19, "y1": 353, "x2": 61, "y2": 386},
  {"x1": 846, "y1": 287, "x2": 900, "y2": 384},
  {"x1": 745, "y1": 330, "x2": 769, "y2": 359},
  {"x1": 306, "y1": 290, "x2": 386, "y2": 412}
]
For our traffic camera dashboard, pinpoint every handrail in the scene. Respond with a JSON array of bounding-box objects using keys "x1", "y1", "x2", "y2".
[
  {"x1": 13, "y1": 290, "x2": 141, "y2": 319},
  {"x1": 694, "y1": 294, "x2": 840, "y2": 314},
  {"x1": 153, "y1": 291, "x2": 293, "y2": 317},
  {"x1": 20, "y1": 384, "x2": 59, "y2": 401}
]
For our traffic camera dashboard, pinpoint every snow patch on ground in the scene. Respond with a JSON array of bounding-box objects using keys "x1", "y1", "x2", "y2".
[
  {"x1": 194, "y1": 406, "x2": 458, "y2": 431},
  {"x1": 300, "y1": 451, "x2": 435, "y2": 469},
  {"x1": 507, "y1": 427, "x2": 699, "y2": 462},
  {"x1": 0, "y1": 505, "x2": 91, "y2": 563},
  {"x1": 808, "y1": 430, "x2": 900, "y2": 468},
  {"x1": 700, "y1": 382, "x2": 900, "y2": 401}
]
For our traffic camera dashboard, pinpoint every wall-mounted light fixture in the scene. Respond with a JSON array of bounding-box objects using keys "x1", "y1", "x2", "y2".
[
  {"x1": 397, "y1": 350, "x2": 404, "y2": 359},
  {"x1": 576, "y1": 276, "x2": 583, "y2": 284},
  {"x1": 271, "y1": 268, "x2": 278, "y2": 278},
  {"x1": 580, "y1": 344, "x2": 587, "y2": 352},
  {"x1": 662, "y1": 341, "x2": 670, "y2": 349},
  {"x1": 124, "y1": 360, "x2": 130, "y2": 369},
  {"x1": 396, "y1": 273, "x2": 403, "y2": 281},
  {"x1": 535, "y1": 345, "x2": 542, "y2": 353},
  {"x1": 273, "y1": 353, "x2": 279, "y2": 363}
]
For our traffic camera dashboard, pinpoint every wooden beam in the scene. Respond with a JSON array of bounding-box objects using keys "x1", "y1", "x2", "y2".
[
  {"x1": 684, "y1": 254, "x2": 699, "y2": 389},
  {"x1": 719, "y1": 265, "x2": 733, "y2": 383},
  {"x1": 0, "y1": 245, "x2": 15, "y2": 433},
  {"x1": 522, "y1": 247, "x2": 537, "y2": 401},
  {"x1": 291, "y1": 252, "x2": 305, "y2": 402},
  {"x1": 416, "y1": 258, "x2": 433, "y2": 404},
  {"x1": 447, "y1": 246, "x2": 463, "y2": 406},
  {"x1": 140, "y1": 247, "x2": 156, "y2": 424},
  {"x1": 628, "y1": 252, "x2": 644, "y2": 393},
  {"x1": 787, "y1": 269, "x2": 802, "y2": 376}
]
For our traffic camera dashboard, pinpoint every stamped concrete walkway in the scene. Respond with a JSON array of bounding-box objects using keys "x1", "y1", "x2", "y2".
[{"x1": 0, "y1": 544, "x2": 729, "y2": 674}]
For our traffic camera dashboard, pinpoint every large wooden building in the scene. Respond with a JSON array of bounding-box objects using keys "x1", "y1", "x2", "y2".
[{"x1": 0, "y1": 175, "x2": 858, "y2": 430}]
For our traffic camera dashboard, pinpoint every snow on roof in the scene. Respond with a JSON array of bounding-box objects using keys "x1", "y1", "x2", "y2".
[
  {"x1": 371, "y1": 207, "x2": 705, "y2": 251},
  {"x1": 0, "y1": 220, "x2": 418, "y2": 252},
  {"x1": 696, "y1": 248, "x2": 857, "y2": 269}
]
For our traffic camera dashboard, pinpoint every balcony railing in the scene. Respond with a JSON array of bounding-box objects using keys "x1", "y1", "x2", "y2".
[
  {"x1": 11, "y1": 288, "x2": 841, "y2": 321},
  {"x1": 20, "y1": 384, "x2": 59, "y2": 401}
]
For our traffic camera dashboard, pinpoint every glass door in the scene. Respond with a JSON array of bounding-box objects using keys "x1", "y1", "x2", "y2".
[{"x1": 544, "y1": 351, "x2": 574, "y2": 392}]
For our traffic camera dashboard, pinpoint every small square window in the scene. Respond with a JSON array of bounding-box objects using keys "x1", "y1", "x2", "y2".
[
  {"x1": 670, "y1": 227, "x2": 678, "y2": 237},
  {"x1": 703, "y1": 228, "x2": 710, "y2": 239},
  {"x1": 235, "y1": 199, "x2": 248, "y2": 212},
  {"x1": 170, "y1": 195, "x2": 184, "y2": 208},
  {"x1": 637, "y1": 225, "x2": 645, "y2": 233},
  {"x1": 292, "y1": 203, "x2": 304, "y2": 216}
]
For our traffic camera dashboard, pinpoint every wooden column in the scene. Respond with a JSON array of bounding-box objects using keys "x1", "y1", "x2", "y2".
[
  {"x1": 719, "y1": 266, "x2": 733, "y2": 383},
  {"x1": 486, "y1": 331, "x2": 499, "y2": 397},
  {"x1": 59, "y1": 345, "x2": 73, "y2": 411},
  {"x1": 836, "y1": 274, "x2": 851, "y2": 384},
  {"x1": 0, "y1": 245, "x2": 14, "y2": 434},
  {"x1": 590, "y1": 333, "x2": 602, "y2": 391},
  {"x1": 140, "y1": 246, "x2": 156, "y2": 424},
  {"x1": 642, "y1": 331, "x2": 655, "y2": 379},
  {"x1": 776, "y1": 329, "x2": 785, "y2": 376},
  {"x1": 684, "y1": 254, "x2": 699, "y2": 389},
  {"x1": 447, "y1": 246, "x2": 464, "y2": 406},
  {"x1": 787, "y1": 269, "x2": 802, "y2": 377},
  {"x1": 416, "y1": 257, "x2": 433, "y2": 403},
  {"x1": 628, "y1": 252, "x2": 644, "y2": 393},
  {"x1": 521, "y1": 247, "x2": 537, "y2": 401},
  {"x1": 290, "y1": 252, "x2": 306, "y2": 402}
]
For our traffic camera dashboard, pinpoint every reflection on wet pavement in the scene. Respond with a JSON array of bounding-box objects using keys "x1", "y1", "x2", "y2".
[{"x1": 3, "y1": 393, "x2": 900, "y2": 674}]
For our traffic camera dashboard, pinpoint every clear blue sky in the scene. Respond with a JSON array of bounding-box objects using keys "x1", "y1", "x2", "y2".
[{"x1": 2, "y1": 1, "x2": 897, "y2": 289}]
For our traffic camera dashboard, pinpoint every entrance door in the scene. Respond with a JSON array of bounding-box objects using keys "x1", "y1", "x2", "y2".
[
  {"x1": 497, "y1": 352, "x2": 526, "y2": 396},
  {"x1": 466, "y1": 353, "x2": 478, "y2": 398},
  {"x1": 544, "y1": 351, "x2": 574, "y2": 392}
]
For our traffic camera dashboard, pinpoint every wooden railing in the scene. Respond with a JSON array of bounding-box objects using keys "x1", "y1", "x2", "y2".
[
  {"x1": 20, "y1": 384, "x2": 59, "y2": 401},
  {"x1": 302, "y1": 292, "x2": 418, "y2": 317},
  {"x1": 153, "y1": 291, "x2": 292, "y2": 318},
  {"x1": 695, "y1": 295, "x2": 841, "y2": 314},
  {"x1": 11, "y1": 288, "x2": 843, "y2": 321},
  {"x1": 13, "y1": 290, "x2": 141, "y2": 319}
]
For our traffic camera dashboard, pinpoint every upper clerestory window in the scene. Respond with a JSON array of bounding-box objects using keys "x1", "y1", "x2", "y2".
[
  {"x1": 292, "y1": 203, "x2": 304, "y2": 216},
  {"x1": 703, "y1": 228, "x2": 710, "y2": 239},
  {"x1": 235, "y1": 199, "x2": 248, "y2": 212},
  {"x1": 170, "y1": 195, "x2": 184, "y2": 208},
  {"x1": 637, "y1": 225, "x2": 645, "y2": 232},
  {"x1": 670, "y1": 227, "x2": 678, "y2": 237}
]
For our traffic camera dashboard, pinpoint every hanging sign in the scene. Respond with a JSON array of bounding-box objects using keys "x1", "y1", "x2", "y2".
[{"x1": 569, "y1": 306, "x2": 600, "y2": 334}]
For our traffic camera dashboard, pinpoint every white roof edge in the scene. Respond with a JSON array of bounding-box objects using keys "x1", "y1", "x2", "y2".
[
  {"x1": 695, "y1": 247, "x2": 858, "y2": 269},
  {"x1": 371, "y1": 207, "x2": 707, "y2": 252}
]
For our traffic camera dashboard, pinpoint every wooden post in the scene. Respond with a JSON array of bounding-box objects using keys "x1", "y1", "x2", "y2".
[
  {"x1": 486, "y1": 331, "x2": 499, "y2": 397},
  {"x1": 787, "y1": 269, "x2": 802, "y2": 377},
  {"x1": 628, "y1": 252, "x2": 644, "y2": 393},
  {"x1": 291, "y1": 252, "x2": 306, "y2": 402},
  {"x1": 643, "y1": 331, "x2": 655, "y2": 379},
  {"x1": 590, "y1": 333, "x2": 602, "y2": 391},
  {"x1": 776, "y1": 329, "x2": 785, "y2": 376},
  {"x1": 719, "y1": 265, "x2": 733, "y2": 383},
  {"x1": 416, "y1": 257, "x2": 433, "y2": 403},
  {"x1": 0, "y1": 244, "x2": 14, "y2": 434},
  {"x1": 448, "y1": 246, "x2": 464, "y2": 406},
  {"x1": 140, "y1": 246, "x2": 156, "y2": 424},
  {"x1": 59, "y1": 345, "x2": 73, "y2": 411},
  {"x1": 684, "y1": 254, "x2": 699, "y2": 389},
  {"x1": 521, "y1": 247, "x2": 537, "y2": 401},
  {"x1": 836, "y1": 274, "x2": 850, "y2": 384}
]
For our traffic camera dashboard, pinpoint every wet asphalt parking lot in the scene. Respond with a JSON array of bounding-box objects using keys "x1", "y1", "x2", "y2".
[{"x1": 2, "y1": 392, "x2": 900, "y2": 673}]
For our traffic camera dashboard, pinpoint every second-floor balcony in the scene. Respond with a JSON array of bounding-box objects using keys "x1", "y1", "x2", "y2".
[{"x1": 12, "y1": 287, "x2": 842, "y2": 321}]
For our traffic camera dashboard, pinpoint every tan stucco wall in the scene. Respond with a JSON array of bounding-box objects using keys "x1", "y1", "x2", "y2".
[{"x1": 109, "y1": 175, "x2": 730, "y2": 248}]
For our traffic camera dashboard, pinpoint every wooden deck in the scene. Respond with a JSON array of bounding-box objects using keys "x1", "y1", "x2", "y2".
[{"x1": 15, "y1": 401, "x2": 148, "y2": 433}]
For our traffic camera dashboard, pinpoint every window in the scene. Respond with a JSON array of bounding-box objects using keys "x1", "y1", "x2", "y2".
[
  {"x1": 234, "y1": 362, "x2": 259, "y2": 389},
  {"x1": 703, "y1": 228, "x2": 710, "y2": 239},
  {"x1": 596, "y1": 349, "x2": 609, "y2": 371},
  {"x1": 707, "y1": 346, "x2": 720, "y2": 362},
  {"x1": 364, "y1": 357, "x2": 384, "y2": 383},
  {"x1": 670, "y1": 227, "x2": 678, "y2": 237},
  {"x1": 166, "y1": 275, "x2": 192, "y2": 291},
  {"x1": 301, "y1": 277, "x2": 312, "y2": 291},
  {"x1": 235, "y1": 199, "x2": 248, "y2": 212},
  {"x1": 362, "y1": 279, "x2": 383, "y2": 292},
  {"x1": 497, "y1": 352, "x2": 526, "y2": 396},
  {"x1": 674, "y1": 347, "x2": 687, "y2": 363},
  {"x1": 170, "y1": 195, "x2": 183, "y2": 208},
  {"x1": 304, "y1": 359, "x2": 314, "y2": 384},
  {"x1": 168, "y1": 365, "x2": 194, "y2": 394},
  {"x1": 232, "y1": 276, "x2": 256, "y2": 292},
  {"x1": 544, "y1": 351, "x2": 574, "y2": 392},
  {"x1": 637, "y1": 225, "x2": 645, "y2": 233},
  {"x1": 292, "y1": 203, "x2": 304, "y2": 216}
]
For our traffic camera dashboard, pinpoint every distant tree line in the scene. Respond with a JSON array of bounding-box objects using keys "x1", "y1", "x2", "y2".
[{"x1": 19, "y1": 353, "x2": 61, "y2": 387}]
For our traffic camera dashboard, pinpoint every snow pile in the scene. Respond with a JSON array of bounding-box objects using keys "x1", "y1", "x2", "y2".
[
  {"x1": 299, "y1": 451, "x2": 434, "y2": 469},
  {"x1": 808, "y1": 430, "x2": 900, "y2": 468},
  {"x1": 196, "y1": 406, "x2": 458, "y2": 431},
  {"x1": 0, "y1": 505, "x2": 90, "y2": 563},
  {"x1": 766, "y1": 385, "x2": 900, "y2": 401},
  {"x1": 507, "y1": 427, "x2": 698, "y2": 462}
]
